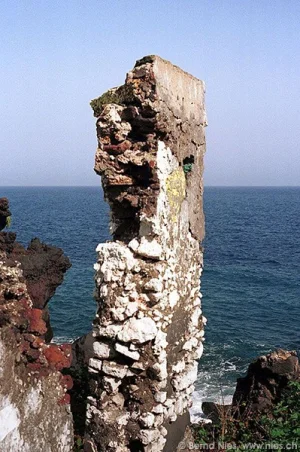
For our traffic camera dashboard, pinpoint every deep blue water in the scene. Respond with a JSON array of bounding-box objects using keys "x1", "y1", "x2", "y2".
[{"x1": 1, "y1": 186, "x2": 299, "y2": 415}]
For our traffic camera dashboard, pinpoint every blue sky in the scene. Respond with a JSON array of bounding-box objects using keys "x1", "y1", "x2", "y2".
[{"x1": 1, "y1": 0, "x2": 300, "y2": 186}]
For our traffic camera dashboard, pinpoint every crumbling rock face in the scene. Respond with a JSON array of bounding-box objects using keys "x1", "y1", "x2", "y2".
[
  {"x1": 233, "y1": 349, "x2": 300, "y2": 416},
  {"x1": 0, "y1": 198, "x2": 73, "y2": 451},
  {"x1": 14, "y1": 237, "x2": 71, "y2": 311},
  {"x1": 86, "y1": 56, "x2": 207, "y2": 452},
  {"x1": 1, "y1": 224, "x2": 71, "y2": 342},
  {"x1": 91, "y1": 55, "x2": 206, "y2": 243},
  {"x1": 12, "y1": 237, "x2": 71, "y2": 342}
]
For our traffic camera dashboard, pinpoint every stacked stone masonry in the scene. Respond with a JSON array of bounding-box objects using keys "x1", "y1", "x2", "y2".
[{"x1": 86, "y1": 56, "x2": 207, "y2": 452}]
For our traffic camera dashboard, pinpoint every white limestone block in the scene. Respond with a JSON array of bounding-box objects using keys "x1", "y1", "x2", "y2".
[
  {"x1": 139, "y1": 429, "x2": 158, "y2": 445},
  {"x1": 103, "y1": 377, "x2": 121, "y2": 394},
  {"x1": 160, "y1": 426, "x2": 168, "y2": 437},
  {"x1": 0, "y1": 401, "x2": 20, "y2": 442},
  {"x1": 144, "y1": 435, "x2": 167, "y2": 452},
  {"x1": 125, "y1": 302, "x2": 139, "y2": 317},
  {"x1": 153, "y1": 330, "x2": 167, "y2": 353},
  {"x1": 169, "y1": 290, "x2": 180, "y2": 308},
  {"x1": 144, "y1": 278, "x2": 163, "y2": 292},
  {"x1": 115, "y1": 343, "x2": 140, "y2": 361},
  {"x1": 182, "y1": 337, "x2": 198, "y2": 351},
  {"x1": 151, "y1": 361, "x2": 167, "y2": 381},
  {"x1": 116, "y1": 413, "x2": 130, "y2": 426},
  {"x1": 111, "y1": 393, "x2": 125, "y2": 409},
  {"x1": 117, "y1": 317, "x2": 157, "y2": 344},
  {"x1": 191, "y1": 306, "x2": 202, "y2": 326},
  {"x1": 171, "y1": 363, "x2": 198, "y2": 391},
  {"x1": 154, "y1": 392, "x2": 167, "y2": 403},
  {"x1": 89, "y1": 358, "x2": 102, "y2": 371},
  {"x1": 152, "y1": 404, "x2": 164, "y2": 414},
  {"x1": 93, "y1": 341, "x2": 111, "y2": 359},
  {"x1": 172, "y1": 360, "x2": 185, "y2": 374},
  {"x1": 97, "y1": 324, "x2": 122, "y2": 338},
  {"x1": 102, "y1": 361, "x2": 127, "y2": 379},
  {"x1": 193, "y1": 342, "x2": 204, "y2": 360},
  {"x1": 131, "y1": 237, "x2": 163, "y2": 260},
  {"x1": 139, "y1": 412, "x2": 155, "y2": 428}
]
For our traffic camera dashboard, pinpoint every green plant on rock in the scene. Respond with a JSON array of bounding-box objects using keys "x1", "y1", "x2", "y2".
[
  {"x1": 182, "y1": 155, "x2": 194, "y2": 174},
  {"x1": 193, "y1": 380, "x2": 300, "y2": 451},
  {"x1": 261, "y1": 380, "x2": 300, "y2": 448},
  {"x1": 90, "y1": 84, "x2": 137, "y2": 117},
  {"x1": 183, "y1": 163, "x2": 193, "y2": 174},
  {"x1": 5, "y1": 216, "x2": 11, "y2": 228},
  {"x1": 193, "y1": 424, "x2": 210, "y2": 445},
  {"x1": 73, "y1": 435, "x2": 84, "y2": 452}
]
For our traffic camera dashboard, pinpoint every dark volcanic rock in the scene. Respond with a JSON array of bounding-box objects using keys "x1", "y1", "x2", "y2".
[
  {"x1": 0, "y1": 197, "x2": 11, "y2": 230},
  {"x1": 0, "y1": 231, "x2": 17, "y2": 254},
  {"x1": 15, "y1": 238, "x2": 71, "y2": 310},
  {"x1": 233, "y1": 349, "x2": 300, "y2": 416},
  {"x1": 16, "y1": 240, "x2": 71, "y2": 342},
  {"x1": 202, "y1": 401, "x2": 232, "y2": 423},
  {"x1": 0, "y1": 234, "x2": 71, "y2": 342}
]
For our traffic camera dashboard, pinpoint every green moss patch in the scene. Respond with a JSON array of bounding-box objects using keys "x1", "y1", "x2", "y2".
[{"x1": 90, "y1": 84, "x2": 137, "y2": 117}]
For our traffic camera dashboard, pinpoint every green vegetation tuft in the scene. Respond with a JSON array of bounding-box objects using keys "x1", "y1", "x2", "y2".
[
  {"x1": 5, "y1": 216, "x2": 11, "y2": 228},
  {"x1": 261, "y1": 380, "x2": 300, "y2": 447},
  {"x1": 193, "y1": 380, "x2": 300, "y2": 451},
  {"x1": 73, "y1": 436, "x2": 84, "y2": 452},
  {"x1": 183, "y1": 163, "x2": 193, "y2": 174}
]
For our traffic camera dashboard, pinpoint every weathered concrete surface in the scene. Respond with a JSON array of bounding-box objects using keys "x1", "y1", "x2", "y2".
[
  {"x1": 0, "y1": 199, "x2": 73, "y2": 451},
  {"x1": 86, "y1": 56, "x2": 207, "y2": 452}
]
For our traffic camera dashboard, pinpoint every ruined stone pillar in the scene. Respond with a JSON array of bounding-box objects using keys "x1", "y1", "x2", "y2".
[{"x1": 86, "y1": 55, "x2": 207, "y2": 452}]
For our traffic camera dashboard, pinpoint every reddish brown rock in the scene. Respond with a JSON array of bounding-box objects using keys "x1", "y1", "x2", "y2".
[
  {"x1": 58, "y1": 393, "x2": 71, "y2": 406},
  {"x1": 44, "y1": 344, "x2": 72, "y2": 371},
  {"x1": 61, "y1": 374, "x2": 74, "y2": 391},
  {"x1": 1, "y1": 224, "x2": 71, "y2": 342},
  {"x1": 27, "y1": 308, "x2": 48, "y2": 335}
]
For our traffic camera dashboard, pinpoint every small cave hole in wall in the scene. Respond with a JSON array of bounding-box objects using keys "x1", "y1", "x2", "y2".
[{"x1": 129, "y1": 440, "x2": 145, "y2": 452}]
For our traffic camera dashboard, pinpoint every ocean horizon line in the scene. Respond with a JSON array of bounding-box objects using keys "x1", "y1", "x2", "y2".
[{"x1": 1, "y1": 185, "x2": 300, "y2": 189}]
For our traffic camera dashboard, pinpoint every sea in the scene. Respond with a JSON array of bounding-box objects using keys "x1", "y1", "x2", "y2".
[{"x1": 1, "y1": 186, "x2": 299, "y2": 420}]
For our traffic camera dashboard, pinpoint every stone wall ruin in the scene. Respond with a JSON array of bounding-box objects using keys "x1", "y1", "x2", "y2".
[
  {"x1": 86, "y1": 55, "x2": 207, "y2": 452},
  {"x1": 0, "y1": 55, "x2": 207, "y2": 452}
]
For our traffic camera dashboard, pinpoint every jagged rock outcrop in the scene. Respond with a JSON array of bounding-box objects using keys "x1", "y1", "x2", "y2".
[
  {"x1": 233, "y1": 349, "x2": 300, "y2": 416},
  {"x1": 0, "y1": 198, "x2": 11, "y2": 231},
  {"x1": 86, "y1": 56, "x2": 207, "y2": 452},
  {"x1": 0, "y1": 198, "x2": 73, "y2": 451},
  {"x1": 12, "y1": 237, "x2": 71, "y2": 342},
  {"x1": 0, "y1": 211, "x2": 71, "y2": 343}
]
